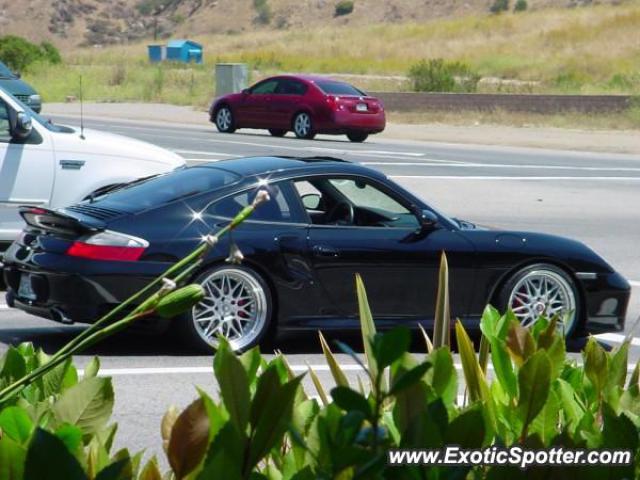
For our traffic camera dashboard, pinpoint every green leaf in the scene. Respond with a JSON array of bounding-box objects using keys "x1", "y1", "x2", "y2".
[
  {"x1": 197, "y1": 422, "x2": 243, "y2": 480},
  {"x1": 24, "y1": 428, "x2": 87, "y2": 480},
  {"x1": 42, "y1": 357, "x2": 78, "y2": 398},
  {"x1": 478, "y1": 334, "x2": 490, "y2": 374},
  {"x1": 583, "y1": 337, "x2": 608, "y2": 398},
  {"x1": 213, "y1": 338, "x2": 250, "y2": 435},
  {"x1": 84, "y1": 357, "x2": 101, "y2": 379},
  {"x1": 506, "y1": 320, "x2": 535, "y2": 367},
  {"x1": 389, "y1": 361, "x2": 431, "y2": 396},
  {"x1": 479, "y1": 305, "x2": 502, "y2": 341},
  {"x1": 372, "y1": 327, "x2": 411, "y2": 369},
  {"x1": 445, "y1": 405, "x2": 485, "y2": 448},
  {"x1": 319, "y1": 332, "x2": 350, "y2": 388},
  {"x1": 555, "y1": 379, "x2": 584, "y2": 430},
  {"x1": 433, "y1": 251, "x2": 451, "y2": 348},
  {"x1": 167, "y1": 397, "x2": 210, "y2": 480},
  {"x1": 0, "y1": 406, "x2": 33, "y2": 444},
  {"x1": 355, "y1": 274, "x2": 383, "y2": 389},
  {"x1": 307, "y1": 364, "x2": 329, "y2": 405},
  {"x1": 52, "y1": 376, "x2": 114, "y2": 436},
  {"x1": 0, "y1": 347, "x2": 27, "y2": 384},
  {"x1": 331, "y1": 386, "x2": 372, "y2": 417},
  {"x1": 455, "y1": 320, "x2": 483, "y2": 403},
  {"x1": 426, "y1": 347, "x2": 457, "y2": 406},
  {"x1": 490, "y1": 338, "x2": 518, "y2": 400},
  {"x1": 54, "y1": 424, "x2": 83, "y2": 456},
  {"x1": 249, "y1": 375, "x2": 303, "y2": 470},
  {"x1": 138, "y1": 457, "x2": 162, "y2": 480},
  {"x1": 238, "y1": 346, "x2": 262, "y2": 383},
  {"x1": 530, "y1": 387, "x2": 560, "y2": 445},
  {"x1": 417, "y1": 324, "x2": 434, "y2": 353},
  {"x1": 0, "y1": 435, "x2": 26, "y2": 480},
  {"x1": 607, "y1": 341, "x2": 630, "y2": 391},
  {"x1": 94, "y1": 457, "x2": 131, "y2": 480},
  {"x1": 517, "y1": 350, "x2": 551, "y2": 439}
]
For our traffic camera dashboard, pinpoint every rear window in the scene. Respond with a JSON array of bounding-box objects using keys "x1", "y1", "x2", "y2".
[
  {"x1": 94, "y1": 167, "x2": 240, "y2": 212},
  {"x1": 315, "y1": 81, "x2": 365, "y2": 96}
]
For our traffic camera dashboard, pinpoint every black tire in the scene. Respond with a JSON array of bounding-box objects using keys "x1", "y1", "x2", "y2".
[
  {"x1": 175, "y1": 264, "x2": 273, "y2": 353},
  {"x1": 497, "y1": 263, "x2": 580, "y2": 337},
  {"x1": 214, "y1": 105, "x2": 236, "y2": 133},
  {"x1": 347, "y1": 132, "x2": 369, "y2": 143},
  {"x1": 268, "y1": 128, "x2": 287, "y2": 137},
  {"x1": 292, "y1": 112, "x2": 316, "y2": 139}
]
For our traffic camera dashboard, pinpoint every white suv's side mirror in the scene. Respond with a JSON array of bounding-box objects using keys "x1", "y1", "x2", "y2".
[{"x1": 11, "y1": 111, "x2": 32, "y2": 140}]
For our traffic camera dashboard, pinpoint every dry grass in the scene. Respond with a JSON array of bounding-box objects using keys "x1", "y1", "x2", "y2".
[{"x1": 21, "y1": 2, "x2": 640, "y2": 108}]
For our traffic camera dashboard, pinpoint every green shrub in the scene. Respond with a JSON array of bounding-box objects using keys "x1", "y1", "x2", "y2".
[
  {"x1": 253, "y1": 0, "x2": 272, "y2": 25},
  {"x1": 514, "y1": 0, "x2": 528, "y2": 12},
  {"x1": 0, "y1": 35, "x2": 62, "y2": 72},
  {"x1": 408, "y1": 58, "x2": 481, "y2": 93},
  {"x1": 490, "y1": 0, "x2": 510, "y2": 13},
  {"x1": 335, "y1": 0, "x2": 355, "y2": 17}
]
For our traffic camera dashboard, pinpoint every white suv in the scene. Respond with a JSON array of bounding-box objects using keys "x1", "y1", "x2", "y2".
[{"x1": 0, "y1": 87, "x2": 185, "y2": 249}]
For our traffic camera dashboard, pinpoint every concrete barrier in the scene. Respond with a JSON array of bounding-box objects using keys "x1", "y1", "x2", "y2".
[{"x1": 370, "y1": 92, "x2": 633, "y2": 114}]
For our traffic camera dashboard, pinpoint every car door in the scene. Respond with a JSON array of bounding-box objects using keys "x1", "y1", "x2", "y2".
[
  {"x1": 235, "y1": 79, "x2": 279, "y2": 128},
  {"x1": 271, "y1": 79, "x2": 308, "y2": 129},
  {"x1": 294, "y1": 175, "x2": 475, "y2": 325},
  {"x1": 0, "y1": 98, "x2": 54, "y2": 245}
]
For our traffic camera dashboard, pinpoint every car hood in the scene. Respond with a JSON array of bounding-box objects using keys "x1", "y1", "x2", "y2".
[
  {"x1": 51, "y1": 127, "x2": 185, "y2": 169},
  {"x1": 0, "y1": 78, "x2": 36, "y2": 96}
]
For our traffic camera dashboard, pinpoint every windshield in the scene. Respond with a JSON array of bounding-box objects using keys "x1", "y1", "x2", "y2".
[
  {"x1": 315, "y1": 80, "x2": 366, "y2": 96},
  {"x1": 0, "y1": 62, "x2": 15, "y2": 79},
  {"x1": 89, "y1": 167, "x2": 241, "y2": 213}
]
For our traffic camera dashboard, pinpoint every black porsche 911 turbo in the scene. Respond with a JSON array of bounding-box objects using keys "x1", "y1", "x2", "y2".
[{"x1": 3, "y1": 156, "x2": 631, "y2": 351}]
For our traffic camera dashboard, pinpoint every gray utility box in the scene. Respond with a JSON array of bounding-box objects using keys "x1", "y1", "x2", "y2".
[{"x1": 215, "y1": 63, "x2": 248, "y2": 96}]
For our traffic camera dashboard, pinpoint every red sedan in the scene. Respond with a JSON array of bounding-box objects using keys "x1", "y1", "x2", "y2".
[{"x1": 209, "y1": 75, "x2": 385, "y2": 142}]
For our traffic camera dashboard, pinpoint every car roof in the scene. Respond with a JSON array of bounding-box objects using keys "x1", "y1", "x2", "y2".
[
  {"x1": 270, "y1": 74, "x2": 350, "y2": 84},
  {"x1": 194, "y1": 156, "x2": 383, "y2": 180}
]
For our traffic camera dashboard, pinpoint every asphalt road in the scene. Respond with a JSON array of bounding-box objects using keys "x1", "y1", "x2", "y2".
[{"x1": 2, "y1": 116, "x2": 640, "y2": 464}]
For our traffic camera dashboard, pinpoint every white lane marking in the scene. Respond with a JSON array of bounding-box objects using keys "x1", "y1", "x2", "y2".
[
  {"x1": 306, "y1": 146, "x2": 426, "y2": 158},
  {"x1": 0, "y1": 305, "x2": 8, "y2": 310},
  {"x1": 391, "y1": 175, "x2": 640, "y2": 181},
  {"x1": 174, "y1": 149, "x2": 235, "y2": 156},
  {"x1": 183, "y1": 158, "x2": 222, "y2": 163},
  {"x1": 630, "y1": 281, "x2": 640, "y2": 287},
  {"x1": 367, "y1": 162, "x2": 640, "y2": 172},
  {"x1": 595, "y1": 333, "x2": 640, "y2": 347},
  {"x1": 83, "y1": 359, "x2": 638, "y2": 377}
]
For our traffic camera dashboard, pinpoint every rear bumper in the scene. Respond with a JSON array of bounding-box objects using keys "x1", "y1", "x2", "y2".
[
  {"x1": 2, "y1": 245, "x2": 170, "y2": 325},
  {"x1": 580, "y1": 271, "x2": 630, "y2": 334},
  {"x1": 329, "y1": 111, "x2": 386, "y2": 133}
]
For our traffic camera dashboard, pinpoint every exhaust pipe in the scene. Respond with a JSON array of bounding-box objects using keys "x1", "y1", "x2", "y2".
[{"x1": 51, "y1": 307, "x2": 73, "y2": 325}]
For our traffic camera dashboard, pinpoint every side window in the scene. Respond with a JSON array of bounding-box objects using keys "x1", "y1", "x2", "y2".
[
  {"x1": 250, "y1": 80, "x2": 278, "y2": 95},
  {"x1": 329, "y1": 179, "x2": 412, "y2": 217},
  {"x1": 277, "y1": 79, "x2": 307, "y2": 95},
  {"x1": 209, "y1": 184, "x2": 296, "y2": 223},
  {"x1": 0, "y1": 100, "x2": 11, "y2": 143}
]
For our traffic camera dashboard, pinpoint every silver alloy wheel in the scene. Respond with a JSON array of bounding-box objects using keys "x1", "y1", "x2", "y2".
[
  {"x1": 294, "y1": 112, "x2": 311, "y2": 137},
  {"x1": 508, "y1": 269, "x2": 576, "y2": 333},
  {"x1": 192, "y1": 268, "x2": 268, "y2": 350},
  {"x1": 216, "y1": 107, "x2": 232, "y2": 131}
]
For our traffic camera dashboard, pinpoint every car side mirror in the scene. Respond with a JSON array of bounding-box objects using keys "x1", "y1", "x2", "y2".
[
  {"x1": 10, "y1": 110, "x2": 32, "y2": 140},
  {"x1": 301, "y1": 193, "x2": 322, "y2": 210},
  {"x1": 417, "y1": 209, "x2": 439, "y2": 230}
]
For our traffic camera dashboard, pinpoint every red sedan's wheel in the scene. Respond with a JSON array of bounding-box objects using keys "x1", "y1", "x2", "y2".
[
  {"x1": 347, "y1": 132, "x2": 369, "y2": 143},
  {"x1": 292, "y1": 112, "x2": 316, "y2": 140},
  {"x1": 215, "y1": 106, "x2": 236, "y2": 133}
]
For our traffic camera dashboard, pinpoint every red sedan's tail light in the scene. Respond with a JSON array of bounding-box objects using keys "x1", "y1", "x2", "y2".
[
  {"x1": 325, "y1": 95, "x2": 344, "y2": 111},
  {"x1": 66, "y1": 230, "x2": 148, "y2": 261}
]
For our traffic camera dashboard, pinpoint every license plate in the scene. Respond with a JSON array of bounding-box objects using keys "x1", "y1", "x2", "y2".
[
  {"x1": 18, "y1": 274, "x2": 36, "y2": 300},
  {"x1": 356, "y1": 103, "x2": 368, "y2": 112}
]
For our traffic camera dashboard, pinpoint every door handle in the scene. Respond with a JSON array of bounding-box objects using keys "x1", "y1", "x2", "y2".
[{"x1": 312, "y1": 245, "x2": 339, "y2": 257}]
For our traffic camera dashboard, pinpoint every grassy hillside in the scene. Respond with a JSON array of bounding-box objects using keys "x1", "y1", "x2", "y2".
[{"x1": 20, "y1": 2, "x2": 640, "y2": 109}]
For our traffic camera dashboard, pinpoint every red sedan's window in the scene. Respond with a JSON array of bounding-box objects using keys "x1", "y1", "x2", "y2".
[
  {"x1": 315, "y1": 81, "x2": 365, "y2": 96},
  {"x1": 250, "y1": 79, "x2": 279, "y2": 94},
  {"x1": 276, "y1": 79, "x2": 308, "y2": 95}
]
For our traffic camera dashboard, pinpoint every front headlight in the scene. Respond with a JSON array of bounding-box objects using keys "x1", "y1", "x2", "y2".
[{"x1": 28, "y1": 94, "x2": 41, "y2": 104}]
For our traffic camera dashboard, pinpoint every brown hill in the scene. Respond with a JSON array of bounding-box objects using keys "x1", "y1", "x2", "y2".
[{"x1": 0, "y1": 0, "x2": 623, "y2": 48}]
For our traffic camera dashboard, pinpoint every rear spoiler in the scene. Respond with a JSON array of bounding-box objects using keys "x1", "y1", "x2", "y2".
[{"x1": 19, "y1": 206, "x2": 105, "y2": 236}]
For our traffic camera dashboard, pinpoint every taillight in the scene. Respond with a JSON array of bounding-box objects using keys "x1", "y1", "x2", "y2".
[
  {"x1": 325, "y1": 95, "x2": 343, "y2": 110},
  {"x1": 66, "y1": 230, "x2": 148, "y2": 261}
]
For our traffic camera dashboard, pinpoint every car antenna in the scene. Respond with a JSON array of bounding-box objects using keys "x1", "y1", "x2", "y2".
[{"x1": 79, "y1": 75, "x2": 85, "y2": 140}]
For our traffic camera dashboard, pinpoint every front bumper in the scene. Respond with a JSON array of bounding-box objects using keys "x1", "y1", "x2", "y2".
[{"x1": 580, "y1": 271, "x2": 631, "y2": 334}]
